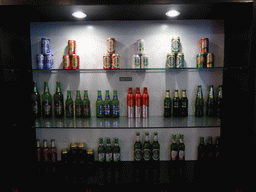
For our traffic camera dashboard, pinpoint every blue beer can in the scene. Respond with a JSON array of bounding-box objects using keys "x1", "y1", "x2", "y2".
[
  {"x1": 41, "y1": 38, "x2": 50, "y2": 54},
  {"x1": 36, "y1": 54, "x2": 44, "y2": 69},
  {"x1": 44, "y1": 54, "x2": 52, "y2": 69}
]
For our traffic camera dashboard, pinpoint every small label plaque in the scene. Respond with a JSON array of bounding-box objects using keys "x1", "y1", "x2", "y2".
[{"x1": 119, "y1": 77, "x2": 132, "y2": 81}]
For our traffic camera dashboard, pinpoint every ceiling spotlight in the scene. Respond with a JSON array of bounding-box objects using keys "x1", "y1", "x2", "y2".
[
  {"x1": 166, "y1": 10, "x2": 180, "y2": 17},
  {"x1": 72, "y1": 11, "x2": 87, "y2": 19}
]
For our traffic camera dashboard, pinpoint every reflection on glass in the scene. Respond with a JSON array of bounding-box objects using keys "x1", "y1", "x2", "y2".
[{"x1": 66, "y1": 118, "x2": 75, "y2": 128}]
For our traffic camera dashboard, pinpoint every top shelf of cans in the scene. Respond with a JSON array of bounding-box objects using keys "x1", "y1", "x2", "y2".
[{"x1": 36, "y1": 37, "x2": 217, "y2": 70}]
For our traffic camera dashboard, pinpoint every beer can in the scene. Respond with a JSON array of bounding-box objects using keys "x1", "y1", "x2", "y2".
[
  {"x1": 207, "y1": 53, "x2": 214, "y2": 68},
  {"x1": 63, "y1": 55, "x2": 71, "y2": 69},
  {"x1": 196, "y1": 53, "x2": 206, "y2": 68},
  {"x1": 141, "y1": 55, "x2": 148, "y2": 68},
  {"x1": 103, "y1": 54, "x2": 112, "y2": 69},
  {"x1": 200, "y1": 38, "x2": 209, "y2": 53},
  {"x1": 107, "y1": 37, "x2": 116, "y2": 54},
  {"x1": 176, "y1": 53, "x2": 184, "y2": 68},
  {"x1": 137, "y1": 39, "x2": 145, "y2": 55},
  {"x1": 36, "y1": 54, "x2": 44, "y2": 69},
  {"x1": 132, "y1": 55, "x2": 140, "y2": 69},
  {"x1": 171, "y1": 36, "x2": 180, "y2": 53},
  {"x1": 41, "y1": 38, "x2": 50, "y2": 54},
  {"x1": 44, "y1": 53, "x2": 52, "y2": 69},
  {"x1": 71, "y1": 55, "x2": 80, "y2": 69},
  {"x1": 68, "y1": 40, "x2": 76, "y2": 55},
  {"x1": 112, "y1": 54, "x2": 120, "y2": 69},
  {"x1": 167, "y1": 53, "x2": 176, "y2": 68}
]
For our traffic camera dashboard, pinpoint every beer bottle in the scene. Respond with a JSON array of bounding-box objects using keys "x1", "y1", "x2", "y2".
[
  {"x1": 143, "y1": 132, "x2": 151, "y2": 161},
  {"x1": 142, "y1": 87, "x2": 149, "y2": 118},
  {"x1": 104, "y1": 90, "x2": 112, "y2": 118},
  {"x1": 82, "y1": 90, "x2": 90, "y2": 118},
  {"x1": 65, "y1": 90, "x2": 74, "y2": 117},
  {"x1": 164, "y1": 89, "x2": 172, "y2": 117},
  {"x1": 178, "y1": 134, "x2": 185, "y2": 160},
  {"x1": 96, "y1": 90, "x2": 104, "y2": 118},
  {"x1": 113, "y1": 137, "x2": 121, "y2": 162},
  {"x1": 54, "y1": 81, "x2": 64, "y2": 118},
  {"x1": 78, "y1": 142, "x2": 87, "y2": 163},
  {"x1": 42, "y1": 81, "x2": 52, "y2": 118},
  {"x1": 36, "y1": 139, "x2": 41, "y2": 162},
  {"x1": 170, "y1": 134, "x2": 178, "y2": 161},
  {"x1": 181, "y1": 89, "x2": 188, "y2": 117},
  {"x1": 70, "y1": 142, "x2": 78, "y2": 163},
  {"x1": 216, "y1": 85, "x2": 222, "y2": 117},
  {"x1": 135, "y1": 87, "x2": 142, "y2": 118},
  {"x1": 106, "y1": 137, "x2": 113, "y2": 162},
  {"x1": 42, "y1": 139, "x2": 50, "y2": 162},
  {"x1": 112, "y1": 90, "x2": 120, "y2": 118},
  {"x1": 127, "y1": 87, "x2": 135, "y2": 118},
  {"x1": 214, "y1": 136, "x2": 220, "y2": 160},
  {"x1": 32, "y1": 81, "x2": 41, "y2": 118},
  {"x1": 98, "y1": 137, "x2": 105, "y2": 162},
  {"x1": 198, "y1": 137, "x2": 206, "y2": 161},
  {"x1": 75, "y1": 90, "x2": 82, "y2": 117},
  {"x1": 152, "y1": 132, "x2": 160, "y2": 161},
  {"x1": 206, "y1": 85, "x2": 215, "y2": 116},
  {"x1": 195, "y1": 85, "x2": 204, "y2": 117},
  {"x1": 206, "y1": 136, "x2": 214, "y2": 160},
  {"x1": 134, "y1": 132, "x2": 143, "y2": 161},
  {"x1": 50, "y1": 139, "x2": 57, "y2": 163},
  {"x1": 173, "y1": 89, "x2": 181, "y2": 117}
]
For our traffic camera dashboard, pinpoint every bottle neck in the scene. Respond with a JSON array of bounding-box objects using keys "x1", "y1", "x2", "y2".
[
  {"x1": 174, "y1": 91, "x2": 179, "y2": 98},
  {"x1": 84, "y1": 91, "x2": 88, "y2": 99},
  {"x1": 153, "y1": 134, "x2": 158, "y2": 142},
  {"x1": 98, "y1": 91, "x2": 102, "y2": 99},
  {"x1": 182, "y1": 90, "x2": 186, "y2": 98},
  {"x1": 67, "y1": 91, "x2": 72, "y2": 99},
  {"x1": 34, "y1": 82, "x2": 38, "y2": 93},
  {"x1": 44, "y1": 82, "x2": 49, "y2": 93},
  {"x1": 165, "y1": 91, "x2": 170, "y2": 98},
  {"x1": 76, "y1": 91, "x2": 81, "y2": 99},
  {"x1": 136, "y1": 135, "x2": 140, "y2": 142},
  {"x1": 145, "y1": 135, "x2": 149, "y2": 142}
]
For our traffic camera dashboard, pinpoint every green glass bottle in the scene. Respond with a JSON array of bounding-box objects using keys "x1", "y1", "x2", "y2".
[
  {"x1": 164, "y1": 89, "x2": 171, "y2": 117},
  {"x1": 54, "y1": 81, "x2": 64, "y2": 118},
  {"x1": 134, "y1": 132, "x2": 143, "y2": 161},
  {"x1": 152, "y1": 132, "x2": 160, "y2": 161},
  {"x1": 206, "y1": 85, "x2": 215, "y2": 116},
  {"x1": 170, "y1": 134, "x2": 178, "y2": 160},
  {"x1": 181, "y1": 89, "x2": 188, "y2": 117},
  {"x1": 143, "y1": 132, "x2": 151, "y2": 161},
  {"x1": 75, "y1": 90, "x2": 82, "y2": 118},
  {"x1": 198, "y1": 137, "x2": 206, "y2": 161},
  {"x1": 98, "y1": 137, "x2": 105, "y2": 162},
  {"x1": 206, "y1": 136, "x2": 214, "y2": 160},
  {"x1": 65, "y1": 90, "x2": 74, "y2": 117},
  {"x1": 173, "y1": 89, "x2": 181, "y2": 117},
  {"x1": 32, "y1": 81, "x2": 41, "y2": 118},
  {"x1": 112, "y1": 90, "x2": 120, "y2": 118},
  {"x1": 195, "y1": 85, "x2": 204, "y2": 117},
  {"x1": 104, "y1": 90, "x2": 112, "y2": 118},
  {"x1": 82, "y1": 90, "x2": 90, "y2": 118},
  {"x1": 96, "y1": 90, "x2": 104, "y2": 118},
  {"x1": 178, "y1": 134, "x2": 185, "y2": 161},
  {"x1": 216, "y1": 85, "x2": 222, "y2": 117},
  {"x1": 106, "y1": 137, "x2": 113, "y2": 162},
  {"x1": 113, "y1": 137, "x2": 121, "y2": 162},
  {"x1": 214, "y1": 136, "x2": 220, "y2": 160},
  {"x1": 42, "y1": 81, "x2": 52, "y2": 118}
]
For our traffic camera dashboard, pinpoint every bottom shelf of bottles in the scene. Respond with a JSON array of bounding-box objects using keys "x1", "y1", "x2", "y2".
[
  {"x1": 33, "y1": 116, "x2": 221, "y2": 128},
  {"x1": 36, "y1": 160, "x2": 222, "y2": 187}
]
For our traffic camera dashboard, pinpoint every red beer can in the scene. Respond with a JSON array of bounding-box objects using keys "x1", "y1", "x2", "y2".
[
  {"x1": 103, "y1": 54, "x2": 111, "y2": 69},
  {"x1": 63, "y1": 55, "x2": 71, "y2": 69},
  {"x1": 107, "y1": 37, "x2": 116, "y2": 54},
  {"x1": 112, "y1": 54, "x2": 120, "y2": 69},
  {"x1": 68, "y1": 40, "x2": 76, "y2": 55},
  {"x1": 200, "y1": 38, "x2": 209, "y2": 53},
  {"x1": 71, "y1": 55, "x2": 80, "y2": 69}
]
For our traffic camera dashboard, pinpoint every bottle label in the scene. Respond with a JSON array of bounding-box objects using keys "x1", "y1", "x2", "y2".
[
  {"x1": 114, "y1": 153, "x2": 120, "y2": 162},
  {"x1": 179, "y1": 150, "x2": 185, "y2": 160},
  {"x1": 164, "y1": 101, "x2": 170, "y2": 108},
  {"x1": 143, "y1": 149, "x2": 151, "y2": 161},
  {"x1": 83, "y1": 104, "x2": 90, "y2": 116},
  {"x1": 43, "y1": 101, "x2": 51, "y2": 115},
  {"x1": 106, "y1": 152, "x2": 112, "y2": 162},
  {"x1": 113, "y1": 104, "x2": 119, "y2": 115},
  {"x1": 152, "y1": 149, "x2": 159, "y2": 161},
  {"x1": 128, "y1": 106, "x2": 134, "y2": 118},
  {"x1": 99, "y1": 105, "x2": 104, "y2": 114},
  {"x1": 98, "y1": 153, "x2": 105, "y2": 162},
  {"x1": 143, "y1": 105, "x2": 148, "y2": 117},
  {"x1": 134, "y1": 149, "x2": 142, "y2": 161},
  {"x1": 55, "y1": 101, "x2": 62, "y2": 115},
  {"x1": 33, "y1": 101, "x2": 39, "y2": 114},
  {"x1": 67, "y1": 103, "x2": 73, "y2": 115},
  {"x1": 75, "y1": 104, "x2": 81, "y2": 115},
  {"x1": 104, "y1": 104, "x2": 110, "y2": 115},
  {"x1": 171, "y1": 150, "x2": 177, "y2": 160}
]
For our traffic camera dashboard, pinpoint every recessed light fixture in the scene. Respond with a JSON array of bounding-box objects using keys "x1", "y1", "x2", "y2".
[
  {"x1": 72, "y1": 11, "x2": 87, "y2": 19},
  {"x1": 166, "y1": 10, "x2": 180, "y2": 17}
]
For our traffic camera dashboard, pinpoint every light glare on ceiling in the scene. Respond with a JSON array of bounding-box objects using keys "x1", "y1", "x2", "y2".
[
  {"x1": 72, "y1": 11, "x2": 87, "y2": 19},
  {"x1": 166, "y1": 10, "x2": 180, "y2": 17}
]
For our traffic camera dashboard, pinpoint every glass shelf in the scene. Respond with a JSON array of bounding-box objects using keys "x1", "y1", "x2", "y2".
[
  {"x1": 33, "y1": 116, "x2": 220, "y2": 129},
  {"x1": 31, "y1": 67, "x2": 224, "y2": 72}
]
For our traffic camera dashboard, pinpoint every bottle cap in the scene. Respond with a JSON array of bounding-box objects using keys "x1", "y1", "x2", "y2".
[{"x1": 136, "y1": 87, "x2": 140, "y2": 93}]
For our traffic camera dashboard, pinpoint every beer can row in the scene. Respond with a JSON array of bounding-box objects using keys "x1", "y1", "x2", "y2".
[
  {"x1": 167, "y1": 53, "x2": 184, "y2": 68},
  {"x1": 63, "y1": 55, "x2": 80, "y2": 69},
  {"x1": 37, "y1": 53, "x2": 54, "y2": 69},
  {"x1": 132, "y1": 54, "x2": 148, "y2": 69},
  {"x1": 196, "y1": 53, "x2": 214, "y2": 68}
]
